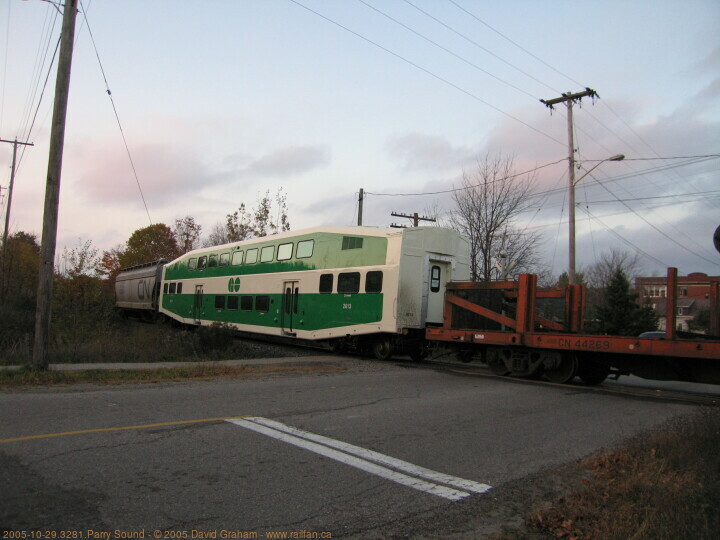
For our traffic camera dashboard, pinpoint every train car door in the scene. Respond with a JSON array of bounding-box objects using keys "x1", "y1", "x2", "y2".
[
  {"x1": 281, "y1": 280, "x2": 299, "y2": 336},
  {"x1": 193, "y1": 285, "x2": 204, "y2": 322},
  {"x1": 426, "y1": 262, "x2": 450, "y2": 325}
]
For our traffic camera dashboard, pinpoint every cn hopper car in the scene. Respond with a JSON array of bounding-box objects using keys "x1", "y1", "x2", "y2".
[{"x1": 115, "y1": 226, "x2": 720, "y2": 385}]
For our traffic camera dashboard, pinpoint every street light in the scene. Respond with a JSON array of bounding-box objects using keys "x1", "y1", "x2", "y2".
[{"x1": 568, "y1": 154, "x2": 625, "y2": 284}]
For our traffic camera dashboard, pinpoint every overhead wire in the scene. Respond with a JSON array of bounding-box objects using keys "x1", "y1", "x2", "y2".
[
  {"x1": 364, "y1": 157, "x2": 567, "y2": 197},
  {"x1": 400, "y1": 0, "x2": 558, "y2": 96},
  {"x1": 356, "y1": 0, "x2": 537, "y2": 99},
  {"x1": 585, "y1": 170, "x2": 719, "y2": 266},
  {"x1": 79, "y1": 0, "x2": 153, "y2": 226},
  {"x1": 286, "y1": 0, "x2": 565, "y2": 147}
]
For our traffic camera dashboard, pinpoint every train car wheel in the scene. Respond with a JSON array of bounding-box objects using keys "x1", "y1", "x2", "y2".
[
  {"x1": 543, "y1": 353, "x2": 578, "y2": 384},
  {"x1": 372, "y1": 336, "x2": 394, "y2": 361},
  {"x1": 578, "y1": 360, "x2": 610, "y2": 386}
]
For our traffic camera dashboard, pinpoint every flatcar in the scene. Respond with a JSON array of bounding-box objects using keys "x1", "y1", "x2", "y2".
[{"x1": 157, "y1": 226, "x2": 470, "y2": 359}]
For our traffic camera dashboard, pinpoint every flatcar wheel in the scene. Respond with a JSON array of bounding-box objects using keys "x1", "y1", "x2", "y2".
[
  {"x1": 372, "y1": 336, "x2": 394, "y2": 361},
  {"x1": 486, "y1": 350, "x2": 510, "y2": 375},
  {"x1": 577, "y1": 360, "x2": 610, "y2": 386},
  {"x1": 543, "y1": 353, "x2": 578, "y2": 384}
]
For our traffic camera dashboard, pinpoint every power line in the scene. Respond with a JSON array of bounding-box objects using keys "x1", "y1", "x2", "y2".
[
  {"x1": 356, "y1": 0, "x2": 537, "y2": 99},
  {"x1": 400, "y1": 0, "x2": 556, "y2": 97},
  {"x1": 586, "y1": 171, "x2": 719, "y2": 266},
  {"x1": 446, "y1": 0, "x2": 584, "y2": 90},
  {"x1": 286, "y1": 0, "x2": 565, "y2": 147},
  {"x1": 80, "y1": 0, "x2": 152, "y2": 225},
  {"x1": 365, "y1": 158, "x2": 567, "y2": 197}
]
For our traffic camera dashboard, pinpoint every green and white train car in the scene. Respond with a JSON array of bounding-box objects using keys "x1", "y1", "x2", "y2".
[{"x1": 159, "y1": 226, "x2": 470, "y2": 358}]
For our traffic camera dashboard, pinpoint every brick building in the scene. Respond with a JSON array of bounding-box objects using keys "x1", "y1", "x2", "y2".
[{"x1": 635, "y1": 272, "x2": 720, "y2": 332}]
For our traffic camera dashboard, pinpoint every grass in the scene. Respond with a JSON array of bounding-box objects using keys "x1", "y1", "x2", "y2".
[
  {"x1": 0, "y1": 363, "x2": 345, "y2": 387},
  {"x1": 501, "y1": 408, "x2": 720, "y2": 540},
  {"x1": 0, "y1": 320, "x2": 294, "y2": 366}
]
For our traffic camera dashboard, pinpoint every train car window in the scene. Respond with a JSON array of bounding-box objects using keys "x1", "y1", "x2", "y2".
[
  {"x1": 430, "y1": 265, "x2": 441, "y2": 293},
  {"x1": 163, "y1": 283, "x2": 168, "y2": 294},
  {"x1": 342, "y1": 236, "x2": 363, "y2": 250},
  {"x1": 177, "y1": 283, "x2": 183, "y2": 294},
  {"x1": 231, "y1": 250, "x2": 244, "y2": 266},
  {"x1": 215, "y1": 296, "x2": 225, "y2": 310},
  {"x1": 208, "y1": 255, "x2": 218, "y2": 268},
  {"x1": 169, "y1": 283, "x2": 177, "y2": 294},
  {"x1": 256, "y1": 295, "x2": 270, "y2": 312},
  {"x1": 188, "y1": 258, "x2": 197, "y2": 271},
  {"x1": 198, "y1": 256, "x2": 207, "y2": 269},
  {"x1": 338, "y1": 272, "x2": 360, "y2": 294},
  {"x1": 296, "y1": 240, "x2": 314, "y2": 258},
  {"x1": 277, "y1": 243, "x2": 293, "y2": 261},
  {"x1": 227, "y1": 296, "x2": 238, "y2": 310},
  {"x1": 219, "y1": 253, "x2": 230, "y2": 267},
  {"x1": 260, "y1": 245, "x2": 274, "y2": 263},
  {"x1": 240, "y1": 296, "x2": 253, "y2": 311},
  {"x1": 366, "y1": 271, "x2": 383, "y2": 293},
  {"x1": 319, "y1": 274, "x2": 333, "y2": 293},
  {"x1": 245, "y1": 249, "x2": 258, "y2": 264}
]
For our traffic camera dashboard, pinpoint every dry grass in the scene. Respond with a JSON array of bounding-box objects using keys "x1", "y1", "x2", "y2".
[
  {"x1": 511, "y1": 408, "x2": 720, "y2": 540},
  {"x1": 0, "y1": 363, "x2": 344, "y2": 387}
]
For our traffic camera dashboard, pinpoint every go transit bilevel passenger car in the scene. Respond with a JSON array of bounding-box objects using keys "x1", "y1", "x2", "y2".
[{"x1": 158, "y1": 226, "x2": 470, "y2": 359}]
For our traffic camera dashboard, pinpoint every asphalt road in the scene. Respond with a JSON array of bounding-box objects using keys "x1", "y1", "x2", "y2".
[{"x1": 0, "y1": 356, "x2": 702, "y2": 537}]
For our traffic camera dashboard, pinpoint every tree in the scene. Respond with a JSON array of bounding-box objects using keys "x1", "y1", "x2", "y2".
[
  {"x1": 205, "y1": 189, "x2": 291, "y2": 247},
  {"x1": 449, "y1": 154, "x2": 541, "y2": 281},
  {"x1": 688, "y1": 308, "x2": 711, "y2": 333},
  {"x1": 96, "y1": 245, "x2": 124, "y2": 283},
  {"x1": 589, "y1": 268, "x2": 658, "y2": 336},
  {"x1": 57, "y1": 239, "x2": 100, "y2": 278},
  {"x1": 0, "y1": 231, "x2": 40, "y2": 303},
  {"x1": 583, "y1": 248, "x2": 643, "y2": 290},
  {"x1": 118, "y1": 223, "x2": 180, "y2": 269},
  {"x1": 173, "y1": 216, "x2": 202, "y2": 254}
]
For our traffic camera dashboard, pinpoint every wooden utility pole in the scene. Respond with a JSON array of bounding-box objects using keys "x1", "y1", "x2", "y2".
[
  {"x1": 0, "y1": 138, "x2": 34, "y2": 300},
  {"x1": 540, "y1": 88, "x2": 598, "y2": 285},
  {"x1": 357, "y1": 188, "x2": 364, "y2": 226},
  {"x1": 390, "y1": 211, "x2": 436, "y2": 228},
  {"x1": 33, "y1": 0, "x2": 78, "y2": 370}
]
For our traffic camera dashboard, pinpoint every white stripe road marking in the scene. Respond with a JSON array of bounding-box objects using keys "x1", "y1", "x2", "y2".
[
  {"x1": 246, "y1": 416, "x2": 492, "y2": 495},
  {"x1": 226, "y1": 417, "x2": 491, "y2": 501}
]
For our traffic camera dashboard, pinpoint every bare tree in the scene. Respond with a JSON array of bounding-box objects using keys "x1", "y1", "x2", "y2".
[
  {"x1": 203, "y1": 189, "x2": 291, "y2": 248},
  {"x1": 449, "y1": 154, "x2": 542, "y2": 281},
  {"x1": 582, "y1": 248, "x2": 643, "y2": 289},
  {"x1": 173, "y1": 216, "x2": 202, "y2": 254}
]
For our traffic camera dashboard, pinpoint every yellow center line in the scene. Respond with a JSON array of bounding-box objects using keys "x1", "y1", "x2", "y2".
[{"x1": 0, "y1": 415, "x2": 250, "y2": 444}]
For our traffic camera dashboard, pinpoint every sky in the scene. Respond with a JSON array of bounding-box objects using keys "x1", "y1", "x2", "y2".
[{"x1": 1, "y1": 0, "x2": 719, "y2": 279}]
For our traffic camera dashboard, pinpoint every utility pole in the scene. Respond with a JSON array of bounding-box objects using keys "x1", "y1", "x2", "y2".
[
  {"x1": 33, "y1": 0, "x2": 78, "y2": 370},
  {"x1": 357, "y1": 188, "x2": 364, "y2": 226},
  {"x1": 540, "y1": 88, "x2": 598, "y2": 285},
  {"x1": 0, "y1": 138, "x2": 34, "y2": 301},
  {"x1": 390, "y1": 211, "x2": 436, "y2": 228}
]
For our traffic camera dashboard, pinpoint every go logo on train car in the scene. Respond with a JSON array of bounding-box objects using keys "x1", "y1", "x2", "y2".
[{"x1": 228, "y1": 277, "x2": 240, "y2": 292}]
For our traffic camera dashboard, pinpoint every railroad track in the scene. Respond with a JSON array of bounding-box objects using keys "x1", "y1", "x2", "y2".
[
  {"x1": 420, "y1": 358, "x2": 720, "y2": 407},
  {"x1": 233, "y1": 335, "x2": 720, "y2": 406}
]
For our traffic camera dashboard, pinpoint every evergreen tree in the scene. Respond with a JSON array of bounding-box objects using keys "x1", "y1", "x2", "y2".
[{"x1": 590, "y1": 269, "x2": 658, "y2": 335}]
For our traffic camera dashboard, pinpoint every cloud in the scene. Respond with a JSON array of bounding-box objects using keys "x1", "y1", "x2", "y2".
[
  {"x1": 386, "y1": 133, "x2": 475, "y2": 173},
  {"x1": 74, "y1": 143, "x2": 206, "y2": 207},
  {"x1": 243, "y1": 145, "x2": 330, "y2": 178}
]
